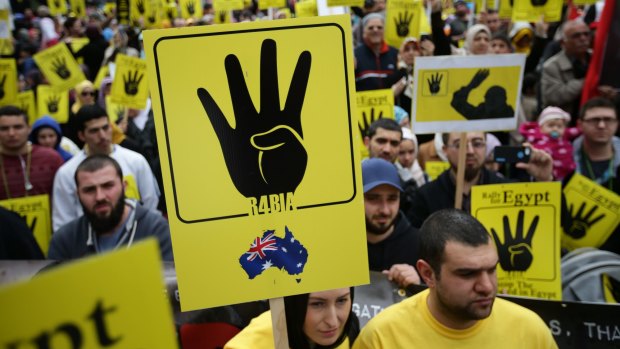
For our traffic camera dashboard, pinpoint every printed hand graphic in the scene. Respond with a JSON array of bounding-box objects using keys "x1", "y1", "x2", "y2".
[
  {"x1": 75, "y1": 3, "x2": 82, "y2": 16},
  {"x1": 0, "y1": 74, "x2": 6, "y2": 99},
  {"x1": 491, "y1": 210, "x2": 538, "y2": 271},
  {"x1": 467, "y1": 68, "x2": 489, "y2": 89},
  {"x1": 359, "y1": 108, "x2": 383, "y2": 137},
  {"x1": 136, "y1": 0, "x2": 146, "y2": 14},
  {"x1": 47, "y1": 95, "x2": 60, "y2": 113},
  {"x1": 197, "y1": 39, "x2": 311, "y2": 198},
  {"x1": 167, "y1": 7, "x2": 176, "y2": 20},
  {"x1": 530, "y1": 0, "x2": 548, "y2": 6},
  {"x1": 427, "y1": 72, "x2": 442, "y2": 95},
  {"x1": 186, "y1": 1, "x2": 195, "y2": 15},
  {"x1": 566, "y1": 202, "x2": 605, "y2": 239},
  {"x1": 115, "y1": 106, "x2": 126, "y2": 121},
  {"x1": 147, "y1": 12, "x2": 156, "y2": 24},
  {"x1": 218, "y1": 10, "x2": 227, "y2": 23},
  {"x1": 53, "y1": 0, "x2": 60, "y2": 7},
  {"x1": 124, "y1": 70, "x2": 143, "y2": 96},
  {"x1": 52, "y1": 57, "x2": 71, "y2": 79},
  {"x1": 394, "y1": 11, "x2": 413, "y2": 37}
]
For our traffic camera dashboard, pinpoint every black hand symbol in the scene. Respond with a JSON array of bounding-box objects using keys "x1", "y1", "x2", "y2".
[
  {"x1": 115, "y1": 106, "x2": 126, "y2": 121},
  {"x1": 427, "y1": 72, "x2": 442, "y2": 95},
  {"x1": 147, "y1": 12, "x2": 156, "y2": 23},
  {"x1": 218, "y1": 10, "x2": 227, "y2": 22},
  {"x1": 530, "y1": 0, "x2": 548, "y2": 6},
  {"x1": 51, "y1": 57, "x2": 71, "y2": 80},
  {"x1": 53, "y1": 0, "x2": 60, "y2": 7},
  {"x1": 359, "y1": 108, "x2": 383, "y2": 138},
  {"x1": 0, "y1": 74, "x2": 6, "y2": 99},
  {"x1": 467, "y1": 69, "x2": 489, "y2": 89},
  {"x1": 491, "y1": 210, "x2": 538, "y2": 272},
  {"x1": 136, "y1": 0, "x2": 145, "y2": 14},
  {"x1": 197, "y1": 39, "x2": 311, "y2": 198},
  {"x1": 75, "y1": 3, "x2": 82, "y2": 16},
  {"x1": 566, "y1": 202, "x2": 605, "y2": 239},
  {"x1": 124, "y1": 70, "x2": 143, "y2": 96},
  {"x1": 167, "y1": 7, "x2": 176, "y2": 20},
  {"x1": 186, "y1": 1, "x2": 195, "y2": 15},
  {"x1": 394, "y1": 11, "x2": 413, "y2": 37},
  {"x1": 47, "y1": 95, "x2": 60, "y2": 113}
]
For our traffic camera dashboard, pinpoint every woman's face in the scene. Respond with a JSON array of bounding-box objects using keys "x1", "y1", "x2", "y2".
[
  {"x1": 303, "y1": 288, "x2": 351, "y2": 346},
  {"x1": 400, "y1": 42, "x2": 420, "y2": 66},
  {"x1": 398, "y1": 139, "x2": 416, "y2": 168},
  {"x1": 37, "y1": 128, "x2": 58, "y2": 148},
  {"x1": 472, "y1": 31, "x2": 490, "y2": 55},
  {"x1": 79, "y1": 88, "x2": 96, "y2": 105}
]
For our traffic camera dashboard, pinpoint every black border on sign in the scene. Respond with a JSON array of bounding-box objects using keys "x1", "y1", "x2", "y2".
[{"x1": 153, "y1": 23, "x2": 357, "y2": 224}]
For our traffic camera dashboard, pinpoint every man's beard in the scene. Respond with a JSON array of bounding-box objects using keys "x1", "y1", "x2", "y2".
[
  {"x1": 365, "y1": 214, "x2": 398, "y2": 236},
  {"x1": 464, "y1": 166, "x2": 481, "y2": 182},
  {"x1": 83, "y1": 192, "x2": 126, "y2": 234}
]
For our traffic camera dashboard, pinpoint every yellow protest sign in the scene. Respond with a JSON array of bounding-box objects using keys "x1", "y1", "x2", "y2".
[
  {"x1": 33, "y1": 43, "x2": 86, "y2": 92},
  {"x1": 48, "y1": 0, "x2": 68, "y2": 15},
  {"x1": 0, "y1": 240, "x2": 179, "y2": 348},
  {"x1": 356, "y1": 89, "x2": 395, "y2": 159},
  {"x1": 326, "y1": 0, "x2": 363, "y2": 7},
  {"x1": 562, "y1": 173, "x2": 620, "y2": 251},
  {"x1": 110, "y1": 54, "x2": 149, "y2": 109},
  {"x1": 295, "y1": 0, "x2": 318, "y2": 17},
  {"x1": 131, "y1": 0, "x2": 151, "y2": 21},
  {"x1": 0, "y1": 10, "x2": 13, "y2": 56},
  {"x1": 70, "y1": 0, "x2": 87, "y2": 17},
  {"x1": 16, "y1": 90, "x2": 37, "y2": 125},
  {"x1": 180, "y1": 0, "x2": 201, "y2": 18},
  {"x1": 412, "y1": 54, "x2": 525, "y2": 134},
  {"x1": 0, "y1": 195, "x2": 52, "y2": 256},
  {"x1": 212, "y1": 0, "x2": 245, "y2": 11},
  {"x1": 258, "y1": 0, "x2": 285, "y2": 9},
  {"x1": 69, "y1": 37, "x2": 89, "y2": 64},
  {"x1": 425, "y1": 160, "x2": 450, "y2": 180},
  {"x1": 144, "y1": 15, "x2": 367, "y2": 310},
  {"x1": 36, "y1": 85, "x2": 70, "y2": 123},
  {"x1": 213, "y1": 9, "x2": 231, "y2": 23},
  {"x1": 0, "y1": 59, "x2": 18, "y2": 106},
  {"x1": 512, "y1": 0, "x2": 562, "y2": 22},
  {"x1": 144, "y1": 5, "x2": 162, "y2": 28},
  {"x1": 385, "y1": 0, "x2": 423, "y2": 48},
  {"x1": 573, "y1": 0, "x2": 597, "y2": 4},
  {"x1": 472, "y1": 182, "x2": 562, "y2": 300},
  {"x1": 94, "y1": 64, "x2": 110, "y2": 89},
  {"x1": 498, "y1": 0, "x2": 512, "y2": 19},
  {"x1": 106, "y1": 95, "x2": 128, "y2": 124},
  {"x1": 474, "y1": 0, "x2": 497, "y2": 11},
  {"x1": 104, "y1": 2, "x2": 117, "y2": 16}
]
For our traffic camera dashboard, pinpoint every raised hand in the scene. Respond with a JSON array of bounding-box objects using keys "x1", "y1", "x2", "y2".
[
  {"x1": 566, "y1": 202, "x2": 605, "y2": 239},
  {"x1": 359, "y1": 108, "x2": 383, "y2": 138},
  {"x1": 186, "y1": 1, "x2": 195, "y2": 15},
  {"x1": 47, "y1": 95, "x2": 60, "y2": 113},
  {"x1": 52, "y1": 57, "x2": 71, "y2": 79},
  {"x1": 124, "y1": 70, "x2": 143, "y2": 96},
  {"x1": 394, "y1": 11, "x2": 413, "y2": 37},
  {"x1": 491, "y1": 210, "x2": 538, "y2": 271},
  {"x1": 467, "y1": 69, "x2": 489, "y2": 89},
  {"x1": 0, "y1": 74, "x2": 6, "y2": 99},
  {"x1": 427, "y1": 72, "x2": 442, "y2": 95},
  {"x1": 197, "y1": 39, "x2": 311, "y2": 198}
]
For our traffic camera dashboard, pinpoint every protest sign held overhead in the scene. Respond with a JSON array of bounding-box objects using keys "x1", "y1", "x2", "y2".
[
  {"x1": 295, "y1": 0, "x2": 318, "y2": 17},
  {"x1": 356, "y1": 89, "x2": 395, "y2": 159},
  {"x1": 36, "y1": 85, "x2": 69, "y2": 123},
  {"x1": 384, "y1": 0, "x2": 422, "y2": 48},
  {"x1": 110, "y1": 54, "x2": 149, "y2": 109},
  {"x1": 144, "y1": 15, "x2": 367, "y2": 310},
  {"x1": 511, "y1": 0, "x2": 562, "y2": 22},
  {"x1": 33, "y1": 43, "x2": 86, "y2": 93}
]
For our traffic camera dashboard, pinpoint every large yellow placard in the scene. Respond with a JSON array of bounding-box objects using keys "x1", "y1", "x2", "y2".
[
  {"x1": 36, "y1": 85, "x2": 69, "y2": 123},
  {"x1": 110, "y1": 54, "x2": 149, "y2": 110},
  {"x1": 33, "y1": 43, "x2": 86, "y2": 93},
  {"x1": 0, "y1": 195, "x2": 52, "y2": 256},
  {"x1": 16, "y1": 90, "x2": 37, "y2": 125},
  {"x1": 0, "y1": 240, "x2": 178, "y2": 348},
  {"x1": 385, "y1": 0, "x2": 422, "y2": 48},
  {"x1": 144, "y1": 15, "x2": 368, "y2": 310},
  {"x1": 0, "y1": 59, "x2": 18, "y2": 106},
  {"x1": 562, "y1": 173, "x2": 620, "y2": 251},
  {"x1": 356, "y1": 89, "x2": 395, "y2": 159},
  {"x1": 511, "y1": 0, "x2": 562, "y2": 22},
  {"x1": 412, "y1": 54, "x2": 524, "y2": 134},
  {"x1": 472, "y1": 182, "x2": 562, "y2": 300}
]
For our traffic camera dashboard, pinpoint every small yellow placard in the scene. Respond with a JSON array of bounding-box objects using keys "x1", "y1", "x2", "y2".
[
  {"x1": 512, "y1": 0, "x2": 562, "y2": 22},
  {"x1": 356, "y1": 89, "x2": 395, "y2": 159},
  {"x1": 70, "y1": 0, "x2": 87, "y2": 17},
  {"x1": 258, "y1": 0, "x2": 286, "y2": 9},
  {"x1": 0, "y1": 59, "x2": 18, "y2": 106},
  {"x1": 36, "y1": 85, "x2": 70, "y2": 123},
  {"x1": 385, "y1": 0, "x2": 423, "y2": 48},
  {"x1": 0, "y1": 240, "x2": 179, "y2": 349},
  {"x1": 472, "y1": 182, "x2": 562, "y2": 300},
  {"x1": 0, "y1": 195, "x2": 52, "y2": 256},
  {"x1": 16, "y1": 90, "x2": 37, "y2": 125},
  {"x1": 326, "y1": 0, "x2": 364, "y2": 7},
  {"x1": 110, "y1": 54, "x2": 149, "y2": 109},
  {"x1": 180, "y1": 0, "x2": 201, "y2": 18},
  {"x1": 212, "y1": 0, "x2": 245, "y2": 11},
  {"x1": 562, "y1": 173, "x2": 620, "y2": 251},
  {"x1": 425, "y1": 160, "x2": 450, "y2": 180},
  {"x1": 48, "y1": 0, "x2": 68, "y2": 15},
  {"x1": 33, "y1": 43, "x2": 86, "y2": 93},
  {"x1": 296, "y1": 0, "x2": 318, "y2": 17}
]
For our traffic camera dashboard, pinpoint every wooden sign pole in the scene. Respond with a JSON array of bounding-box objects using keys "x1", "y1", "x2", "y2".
[
  {"x1": 454, "y1": 133, "x2": 467, "y2": 210},
  {"x1": 270, "y1": 297, "x2": 290, "y2": 349}
]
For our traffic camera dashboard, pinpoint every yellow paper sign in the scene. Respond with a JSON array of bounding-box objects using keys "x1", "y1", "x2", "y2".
[
  {"x1": 144, "y1": 15, "x2": 368, "y2": 310},
  {"x1": 385, "y1": 0, "x2": 423, "y2": 48},
  {"x1": 0, "y1": 59, "x2": 18, "y2": 106},
  {"x1": 356, "y1": 89, "x2": 395, "y2": 159},
  {"x1": 94, "y1": 64, "x2": 110, "y2": 89},
  {"x1": 412, "y1": 54, "x2": 524, "y2": 134},
  {"x1": 110, "y1": 54, "x2": 149, "y2": 109},
  {"x1": 296, "y1": 0, "x2": 318, "y2": 17},
  {"x1": 425, "y1": 160, "x2": 450, "y2": 180},
  {"x1": 213, "y1": 9, "x2": 231, "y2": 23},
  {"x1": 180, "y1": 0, "x2": 201, "y2": 18},
  {"x1": 472, "y1": 182, "x2": 562, "y2": 300},
  {"x1": 33, "y1": 43, "x2": 87, "y2": 92},
  {"x1": 326, "y1": 0, "x2": 364, "y2": 7},
  {"x1": 36, "y1": 85, "x2": 70, "y2": 123},
  {"x1": 474, "y1": 0, "x2": 497, "y2": 12},
  {"x1": 131, "y1": 0, "x2": 151, "y2": 21},
  {"x1": 0, "y1": 195, "x2": 52, "y2": 256},
  {"x1": 69, "y1": 37, "x2": 89, "y2": 64},
  {"x1": 106, "y1": 95, "x2": 128, "y2": 124},
  {"x1": 48, "y1": 0, "x2": 68, "y2": 15},
  {"x1": 0, "y1": 240, "x2": 179, "y2": 349},
  {"x1": 212, "y1": 0, "x2": 245, "y2": 11},
  {"x1": 498, "y1": 0, "x2": 512, "y2": 18},
  {"x1": 511, "y1": 0, "x2": 562, "y2": 22},
  {"x1": 16, "y1": 91, "x2": 37, "y2": 125},
  {"x1": 144, "y1": 5, "x2": 163, "y2": 28},
  {"x1": 258, "y1": 0, "x2": 285, "y2": 9},
  {"x1": 70, "y1": 0, "x2": 87, "y2": 17},
  {"x1": 562, "y1": 173, "x2": 620, "y2": 251}
]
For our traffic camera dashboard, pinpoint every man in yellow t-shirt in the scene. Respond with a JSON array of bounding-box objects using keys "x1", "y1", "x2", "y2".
[{"x1": 353, "y1": 209, "x2": 558, "y2": 349}]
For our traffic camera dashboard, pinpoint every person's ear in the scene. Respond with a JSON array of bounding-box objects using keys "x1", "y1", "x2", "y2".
[
  {"x1": 364, "y1": 136, "x2": 371, "y2": 149},
  {"x1": 416, "y1": 259, "x2": 437, "y2": 287},
  {"x1": 576, "y1": 119, "x2": 583, "y2": 132},
  {"x1": 78, "y1": 130, "x2": 85, "y2": 142}
]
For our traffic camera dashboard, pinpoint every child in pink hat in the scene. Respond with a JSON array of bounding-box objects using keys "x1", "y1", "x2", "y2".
[{"x1": 519, "y1": 106, "x2": 581, "y2": 180}]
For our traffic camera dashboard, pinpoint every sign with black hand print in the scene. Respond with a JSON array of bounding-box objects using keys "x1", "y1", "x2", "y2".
[
  {"x1": 33, "y1": 43, "x2": 86, "y2": 93},
  {"x1": 472, "y1": 182, "x2": 562, "y2": 301},
  {"x1": 110, "y1": 54, "x2": 149, "y2": 109},
  {"x1": 144, "y1": 16, "x2": 367, "y2": 310},
  {"x1": 0, "y1": 59, "x2": 18, "y2": 106},
  {"x1": 16, "y1": 90, "x2": 36, "y2": 125},
  {"x1": 180, "y1": 0, "x2": 200, "y2": 18},
  {"x1": 48, "y1": 0, "x2": 68, "y2": 16},
  {"x1": 355, "y1": 89, "x2": 394, "y2": 159},
  {"x1": 412, "y1": 55, "x2": 524, "y2": 134},
  {"x1": 563, "y1": 173, "x2": 620, "y2": 251},
  {"x1": 385, "y1": 0, "x2": 422, "y2": 49},
  {"x1": 36, "y1": 85, "x2": 69, "y2": 123}
]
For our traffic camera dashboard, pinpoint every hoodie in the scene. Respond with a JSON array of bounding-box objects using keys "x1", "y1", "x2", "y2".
[{"x1": 29, "y1": 116, "x2": 73, "y2": 162}]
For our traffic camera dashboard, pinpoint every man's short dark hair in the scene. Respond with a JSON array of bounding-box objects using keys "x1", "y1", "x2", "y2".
[
  {"x1": 75, "y1": 104, "x2": 109, "y2": 131},
  {"x1": 579, "y1": 97, "x2": 617, "y2": 120},
  {"x1": 0, "y1": 105, "x2": 29, "y2": 124},
  {"x1": 491, "y1": 33, "x2": 513, "y2": 52},
  {"x1": 367, "y1": 118, "x2": 402, "y2": 139},
  {"x1": 74, "y1": 155, "x2": 123, "y2": 187},
  {"x1": 419, "y1": 209, "x2": 490, "y2": 277}
]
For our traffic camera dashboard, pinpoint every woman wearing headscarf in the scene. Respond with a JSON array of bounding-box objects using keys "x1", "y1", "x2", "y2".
[
  {"x1": 101, "y1": 27, "x2": 140, "y2": 67},
  {"x1": 29, "y1": 116, "x2": 74, "y2": 162},
  {"x1": 462, "y1": 23, "x2": 492, "y2": 55}
]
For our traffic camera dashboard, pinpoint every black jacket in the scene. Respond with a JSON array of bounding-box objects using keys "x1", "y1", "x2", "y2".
[{"x1": 367, "y1": 212, "x2": 420, "y2": 271}]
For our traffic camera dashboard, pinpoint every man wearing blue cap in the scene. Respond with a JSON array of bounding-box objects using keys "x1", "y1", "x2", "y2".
[{"x1": 362, "y1": 158, "x2": 420, "y2": 288}]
